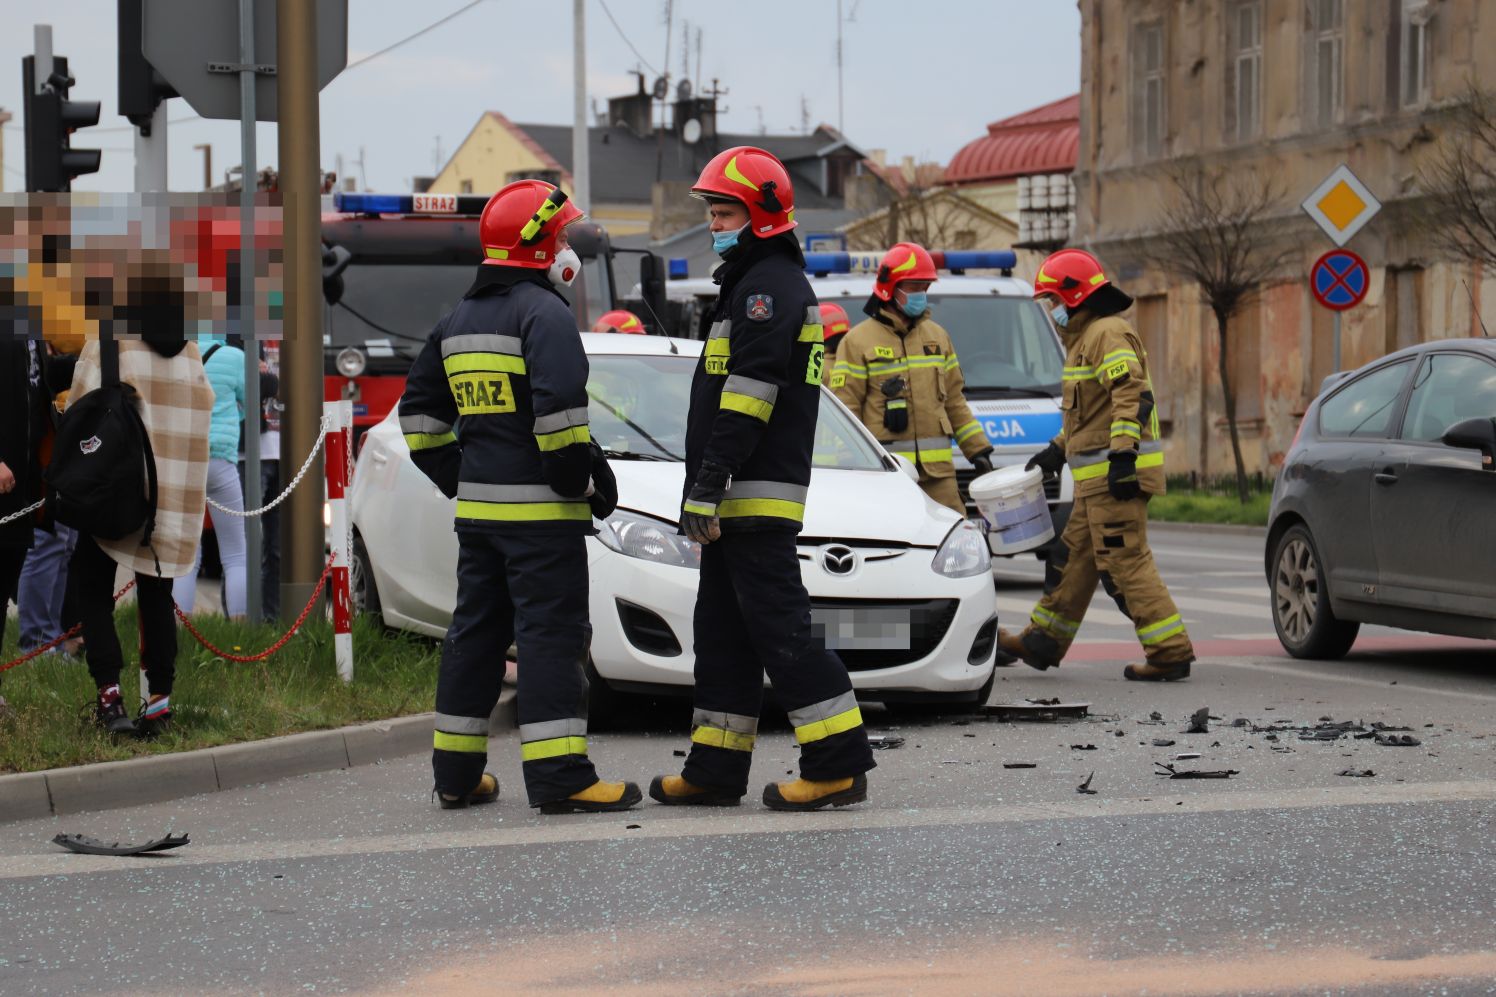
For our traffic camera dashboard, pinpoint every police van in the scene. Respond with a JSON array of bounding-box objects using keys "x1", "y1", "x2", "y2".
[{"x1": 660, "y1": 248, "x2": 1072, "y2": 560}]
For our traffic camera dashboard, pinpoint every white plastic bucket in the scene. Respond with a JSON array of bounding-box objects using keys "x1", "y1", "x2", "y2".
[{"x1": 969, "y1": 465, "x2": 1054, "y2": 556}]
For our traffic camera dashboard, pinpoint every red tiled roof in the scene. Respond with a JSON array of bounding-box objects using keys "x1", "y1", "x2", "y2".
[{"x1": 945, "y1": 94, "x2": 1080, "y2": 185}]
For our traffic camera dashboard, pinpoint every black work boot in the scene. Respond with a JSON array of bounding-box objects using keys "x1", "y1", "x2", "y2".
[
  {"x1": 436, "y1": 772, "x2": 500, "y2": 810},
  {"x1": 1124, "y1": 659, "x2": 1192, "y2": 682},
  {"x1": 94, "y1": 696, "x2": 137, "y2": 737},
  {"x1": 648, "y1": 774, "x2": 743, "y2": 807},
  {"x1": 996, "y1": 628, "x2": 1060, "y2": 671}
]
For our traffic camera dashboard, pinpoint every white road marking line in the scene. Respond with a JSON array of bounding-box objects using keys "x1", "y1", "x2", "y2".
[
  {"x1": 1209, "y1": 657, "x2": 1496, "y2": 702},
  {"x1": 1207, "y1": 585, "x2": 1273, "y2": 597},
  {"x1": 1216, "y1": 633, "x2": 1280, "y2": 640},
  {"x1": 1198, "y1": 570, "x2": 1264, "y2": 578},
  {"x1": 1152, "y1": 546, "x2": 1262, "y2": 564},
  {"x1": 4, "y1": 780, "x2": 1493, "y2": 882}
]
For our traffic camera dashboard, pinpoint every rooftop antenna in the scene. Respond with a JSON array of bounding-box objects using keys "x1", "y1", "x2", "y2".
[
  {"x1": 356, "y1": 146, "x2": 367, "y2": 191},
  {"x1": 754, "y1": 105, "x2": 765, "y2": 135},
  {"x1": 1465, "y1": 279, "x2": 1491, "y2": 337},
  {"x1": 800, "y1": 94, "x2": 811, "y2": 135},
  {"x1": 432, "y1": 135, "x2": 443, "y2": 175},
  {"x1": 694, "y1": 27, "x2": 703, "y2": 93},
  {"x1": 680, "y1": 19, "x2": 690, "y2": 81}
]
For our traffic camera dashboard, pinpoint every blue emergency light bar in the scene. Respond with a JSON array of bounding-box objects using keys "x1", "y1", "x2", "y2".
[
  {"x1": 802, "y1": 249, "x2": 1017, "y2": 276},
  {"x1": 668, "y1": 257, "x2": 690, "y2": 279},
  {"x1": 332, "y1": 192, "x2": 491, "y2": 216}
]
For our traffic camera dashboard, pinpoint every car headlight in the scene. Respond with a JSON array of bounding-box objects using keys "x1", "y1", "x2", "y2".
[
  {"x1": 597, "y1": 509, "x2": 701, "y2": 569},
  {"x1": 336, "y1": 346, "x2": 367, "y2": 378},
  {"x1": 932, "y1": 519, "x2": 991, "y2": 578}
]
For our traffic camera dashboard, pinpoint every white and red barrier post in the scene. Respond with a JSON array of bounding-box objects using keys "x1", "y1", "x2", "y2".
[{"x1": 324, "y1": 400, "x2": 354, "y2": 682}]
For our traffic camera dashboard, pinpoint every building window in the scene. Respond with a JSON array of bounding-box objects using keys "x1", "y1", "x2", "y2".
[
  {"x1": 459, "y1": 179, "x2": 473, "y2": 194},
  {"x1": 1227, "y1": 1, "x2": 1263, "y2": 142},
  {"x1": 1306, "y1": 0, "x2": 1343, "y2": 129},
  {"x1": 1135, "y1": 294, "x2": 1170, "y2": 424},
  {"x1": 1399, "y1": 0, "x2": 1431, "y2": 108},
  {"x1": 1132, "y1": 21, "x2": 1166, "y2": 160},
  {"x1": 1226, "y1": 298, "x2": 1263, "y2": 422}
]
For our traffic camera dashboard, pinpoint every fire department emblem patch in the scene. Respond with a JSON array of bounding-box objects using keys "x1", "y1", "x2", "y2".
[{"x1": 745, "y1": 293, "x2": 774, "y2": 321}]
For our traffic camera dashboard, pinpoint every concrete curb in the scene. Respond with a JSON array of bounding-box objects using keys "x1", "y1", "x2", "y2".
[
  {"x1": 0, "y1": 687, "x2": 517, "y2": 823},
  {"x1": 1151, "y1": 520, "x2": 1268, "y2": 539}
]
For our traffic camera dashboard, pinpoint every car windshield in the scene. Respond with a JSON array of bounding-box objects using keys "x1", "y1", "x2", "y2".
[
  {"x1": 325, "y1": 259, "x2": 611, "y2": 359},
  {"x1": 928, "y1": 294, "x2": 1064, "y2": 397},
  {"x1": 587, "y1": 354, "x2": 886, "y2": 470}
]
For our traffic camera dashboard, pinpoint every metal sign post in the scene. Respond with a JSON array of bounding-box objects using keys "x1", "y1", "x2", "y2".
[
  {"x1": 1309, "y1": 248, "x2": 1369, "y2": 374},
  {"x1": 1303, "y1": 166, "x2": 1380, "y2": 374},
  {"x1": 238, "y1": 0, "x2": 263, "y2": 623}
]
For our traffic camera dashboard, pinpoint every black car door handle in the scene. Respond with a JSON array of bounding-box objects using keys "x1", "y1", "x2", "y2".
[{"x1": 1374, "y1": 468, "x2": 1398, "y2": 485}]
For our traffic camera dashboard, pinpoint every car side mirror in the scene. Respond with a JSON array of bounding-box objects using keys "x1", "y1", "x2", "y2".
[
  {"x1": 890, "y1": 452, "x2": 920, "y2": 483},
  {"x1": 1441, "y1": 416, "x2": 1496, "y2": 468},
  {"x1": 322, "y1": 244, "x2": 352, "y2": 305}
]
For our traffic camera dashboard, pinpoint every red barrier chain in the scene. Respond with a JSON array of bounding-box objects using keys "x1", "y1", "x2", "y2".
[
  {"x1": 173, "y1": 552, "x2": 337, "y2": 663},
  {"x1": 0, "y1": 580, "x2": 137, "y2": 675}
]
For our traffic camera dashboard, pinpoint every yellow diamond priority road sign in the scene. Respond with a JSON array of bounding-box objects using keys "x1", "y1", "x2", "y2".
[{"x1": 1302, "y1": 164, "x2": 1381, "y2": 247}]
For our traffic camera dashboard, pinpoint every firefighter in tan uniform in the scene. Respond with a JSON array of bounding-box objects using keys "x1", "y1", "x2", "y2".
[
  {"x1": 830, "y1": 243, "x2": 993, "y2": 514},
  {"x1": 997, "y1": 248, "x2": 1194, "y2": 682}
]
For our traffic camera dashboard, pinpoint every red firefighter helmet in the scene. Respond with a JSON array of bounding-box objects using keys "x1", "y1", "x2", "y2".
[
  {"x1": 478, "y1": 179, "x2": 584, "y2": 269},
  {"x1": 818, "y1": 302, "x2": 851, "y2": 348},
  {"x1": 872, "y1": 242, "x2": 939, "y2": 301},
  {"x1": 593, "y1": 309, "x2": 645, "y2": 334},
  {"x1": 1032, "y1": 248, "x2": 1113, "y2": 309},
  {"x1": 689, "y1": 146, "x2": 796, "y2": 238}
]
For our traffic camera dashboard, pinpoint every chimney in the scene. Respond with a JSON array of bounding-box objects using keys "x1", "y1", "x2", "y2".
[{"x1": 608, "y1": 72, "x2": 654, "y2": 136}]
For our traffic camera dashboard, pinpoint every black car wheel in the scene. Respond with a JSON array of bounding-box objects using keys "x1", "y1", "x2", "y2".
[
  {"x1": 1271, "y1": 523, "x2": 1359, "y2": 660},
  {"x1": 351, "y1": 534, "x2": 382, "y2": 626}
]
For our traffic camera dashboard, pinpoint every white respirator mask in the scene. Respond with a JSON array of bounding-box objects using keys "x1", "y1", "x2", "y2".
[{"x1": 548, "y1": 247, "x2": 581, "y2": 288}]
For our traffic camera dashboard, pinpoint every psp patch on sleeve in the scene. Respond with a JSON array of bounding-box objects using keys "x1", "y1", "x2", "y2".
[
  {"x1": 745, "y1": 293, "x2": 774, "y2": 322},
  {"x1": 1104, "y1": 360, "x2": 1131, "y2": 382}
]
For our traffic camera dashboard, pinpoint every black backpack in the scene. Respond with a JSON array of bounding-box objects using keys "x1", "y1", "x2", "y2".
[{"x1": 44, "y1": 330, "x2": 159, "y2": 546}]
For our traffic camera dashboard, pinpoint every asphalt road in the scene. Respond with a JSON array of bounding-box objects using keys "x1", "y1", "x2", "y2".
[{"x1": 4, "y1": 525, "x2": 1496, "y2": 997}]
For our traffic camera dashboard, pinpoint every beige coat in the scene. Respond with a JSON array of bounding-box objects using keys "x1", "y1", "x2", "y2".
[{"x1": 69, "y1": 338, "x2": 214, "y2": 577}]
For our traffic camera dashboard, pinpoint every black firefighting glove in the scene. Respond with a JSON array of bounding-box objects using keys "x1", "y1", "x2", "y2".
[
  {"x1": 681, "y1": 460, "x2": 729, "y2": 545},
  {"x1": 1025, "y1": 439, "x2": 1066, "y2": 478},
  {"x1": 587, "y1": 443, "x2": 618, "y2": 520},
  {"x1": 880, "y1": 376, "x2": 909, "y2": 434},
  {"x1": 970, "y1": 448, "x2": 994, "y2": 475},
  {"x1": 1107, "y1": 449, "x2": 1143, "y2": 501}
]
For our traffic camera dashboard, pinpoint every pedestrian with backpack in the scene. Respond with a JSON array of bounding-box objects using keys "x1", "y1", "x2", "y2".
[
  {"x1": 172, "y1": 334, "x2": 249, "y2": 619},
  {"x1": 57, "y1": 272, "x2": 213, "y2": 737}
]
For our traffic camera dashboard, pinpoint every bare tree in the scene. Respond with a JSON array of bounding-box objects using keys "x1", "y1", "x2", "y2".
[
  {"x1": 1145, "y1": 165, "x2": 1292, "y2": 504},
  {"x1": 1419, "y1": 85, "x2": 1496, "y2": 269}
]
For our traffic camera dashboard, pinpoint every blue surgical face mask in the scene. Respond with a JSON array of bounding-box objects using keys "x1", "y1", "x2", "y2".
[
  {"x1": 1050, "y1": 302, "x2": 1070, "y2": 328},
  {"x1": 712, "y1": 225, "x2": 744, "y2": 256},
  {"x1": 900, "y1": 291, "x2": 928, "y2": 318}
]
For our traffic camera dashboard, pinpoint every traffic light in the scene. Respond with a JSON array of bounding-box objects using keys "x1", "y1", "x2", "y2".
[
  {"x1": 117, "y1": 0, "x2": 177, "y2": 133},
  {"x1": 23, "y1": 54, "x2": 101, "y2": 192}
]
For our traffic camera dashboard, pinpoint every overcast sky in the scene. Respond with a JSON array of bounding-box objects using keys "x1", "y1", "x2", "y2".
[{"x1": 0, "y1": 0, "x2": 1080, "y2": 195}]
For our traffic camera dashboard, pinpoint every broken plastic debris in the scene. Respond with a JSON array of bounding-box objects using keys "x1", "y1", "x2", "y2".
[
  {"x1": 987, "y1": 701, "x2": 1090, "y2": 722},
  {"x1": 1070, "y1": 744, "x2": 1097, "y2": 751},
  {"x1": 1374, "y1": 733, "x2": 1421, "y2": 747},
  {"x1": 52, "y1": 832, "x2": 190, "y2": 856},
  {"x1": 1077, "y1": 771, "x2": 1097, "y2": 794},
  {"x1": 1155, "y1": 762, "x2": 1238, "y2": 780},
  {"x1": 1172, "y1": 752, "x2": 1202, "y2": 761},
  {"x1": 1003, "y1": 762, "x2": 1037, "y2": 769},
  {"x1": 1338, "y1": 769, "x2": 1376, "y2": 778},
  {"x1": 672, "y1": 749, "x2": 687, "y2": 757},
  {"x1": 1183, "y1": 708, "x2": 1211, "y2": 734},
  {"x1": 868, "y1": 734, "x2": 906, "y2": 749},
  {"x1": 1152, "y1": 738, "x2": 1176, "y2": 747}
]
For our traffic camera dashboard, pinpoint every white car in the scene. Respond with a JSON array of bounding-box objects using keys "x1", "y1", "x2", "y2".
[{"x1": 350, "y1": 333, "x2": 1000, "y2": 721}]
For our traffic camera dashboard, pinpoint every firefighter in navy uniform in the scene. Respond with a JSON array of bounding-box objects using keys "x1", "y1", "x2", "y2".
[
  {"x1": 399, "y1": 179, "x2": 642, "y2": 813},
  {"x1": 648, "y1": 146, "x2": 875, "y2": 812}
]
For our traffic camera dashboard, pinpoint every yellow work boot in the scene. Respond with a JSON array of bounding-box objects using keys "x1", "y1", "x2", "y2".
[
  {"x1": 997, "y1": 628, "x2": 1060, "y2": 671},
  {"x1": 538, "y1": 779, "x2": 643, "y2": 815},
  {"x1": 1124, "y1": 659, "x2": 1192, "y2": 682},
  {"x1": 762, "y1": 773, "x2": 868, "y2": 812},
  {"x1": 437, "y1": 772, "x2": 499, "y2": 810},
  {"x1": 647, "y1": 774, "x2": 743, "y2": 807}
]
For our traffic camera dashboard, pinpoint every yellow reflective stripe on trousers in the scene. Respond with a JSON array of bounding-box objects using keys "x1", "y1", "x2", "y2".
[
  {"x1": 433, "y1": 731, "x2": 488, "y2": 753},
  {"x1": 520, "y1": 735, "x2": 589, "y2": 761},
  {"x1": 443, "y1": 352, "x2": 527, "y2": 376},
  {"x1": 456, "y1": 499, "x2": 592, "y2": 521},
  {"x1": 793, "y1": 707, "x2": 863, "y2": 744},
  {"x1": 691, "y1": 726, "x2": 757, "y2": 752},
  {"x1": 1137, "y1": 614, "x2": 1187, "y2": 646},
  {"x1": 404, "y1": 431, "x2": 456, "y2": 451},
  {"x1": 535, "y1": 425, "x2": 592, "y2": 451},
  {"x1": 1031, "y1": 605, "x2": 1079, "y2": 638}
]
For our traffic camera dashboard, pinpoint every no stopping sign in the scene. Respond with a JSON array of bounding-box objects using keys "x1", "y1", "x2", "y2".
[{"x1": 1311, "y1": 249, "x2": 1369, "y2": 311}]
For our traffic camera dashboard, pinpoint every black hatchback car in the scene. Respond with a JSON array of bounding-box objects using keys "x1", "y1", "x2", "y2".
[{"x1": 1266, "y1": 338, "x2": 1496, "y2": 658}]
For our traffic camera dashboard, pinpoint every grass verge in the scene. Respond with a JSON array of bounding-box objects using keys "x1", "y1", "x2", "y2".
[
  {"x1": 1149, "y1": 490, "x2": 1272, "y2": 526},
  {"x1": 0, "y1": 610, "x2": 439, "y2": 774}
]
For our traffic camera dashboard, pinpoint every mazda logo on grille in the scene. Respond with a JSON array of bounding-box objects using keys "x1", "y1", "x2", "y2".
[{"x1": 821, "y1": 545, "x2": 858, "y2": 575}]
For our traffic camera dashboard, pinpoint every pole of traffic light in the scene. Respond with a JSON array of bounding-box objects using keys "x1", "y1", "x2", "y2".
[
  {"x1": 237, "y1": 0, "x2": 264, "y2": 623},
  {"x1": 276, "y1": 0, "x2": 324, "y2": 621}
]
